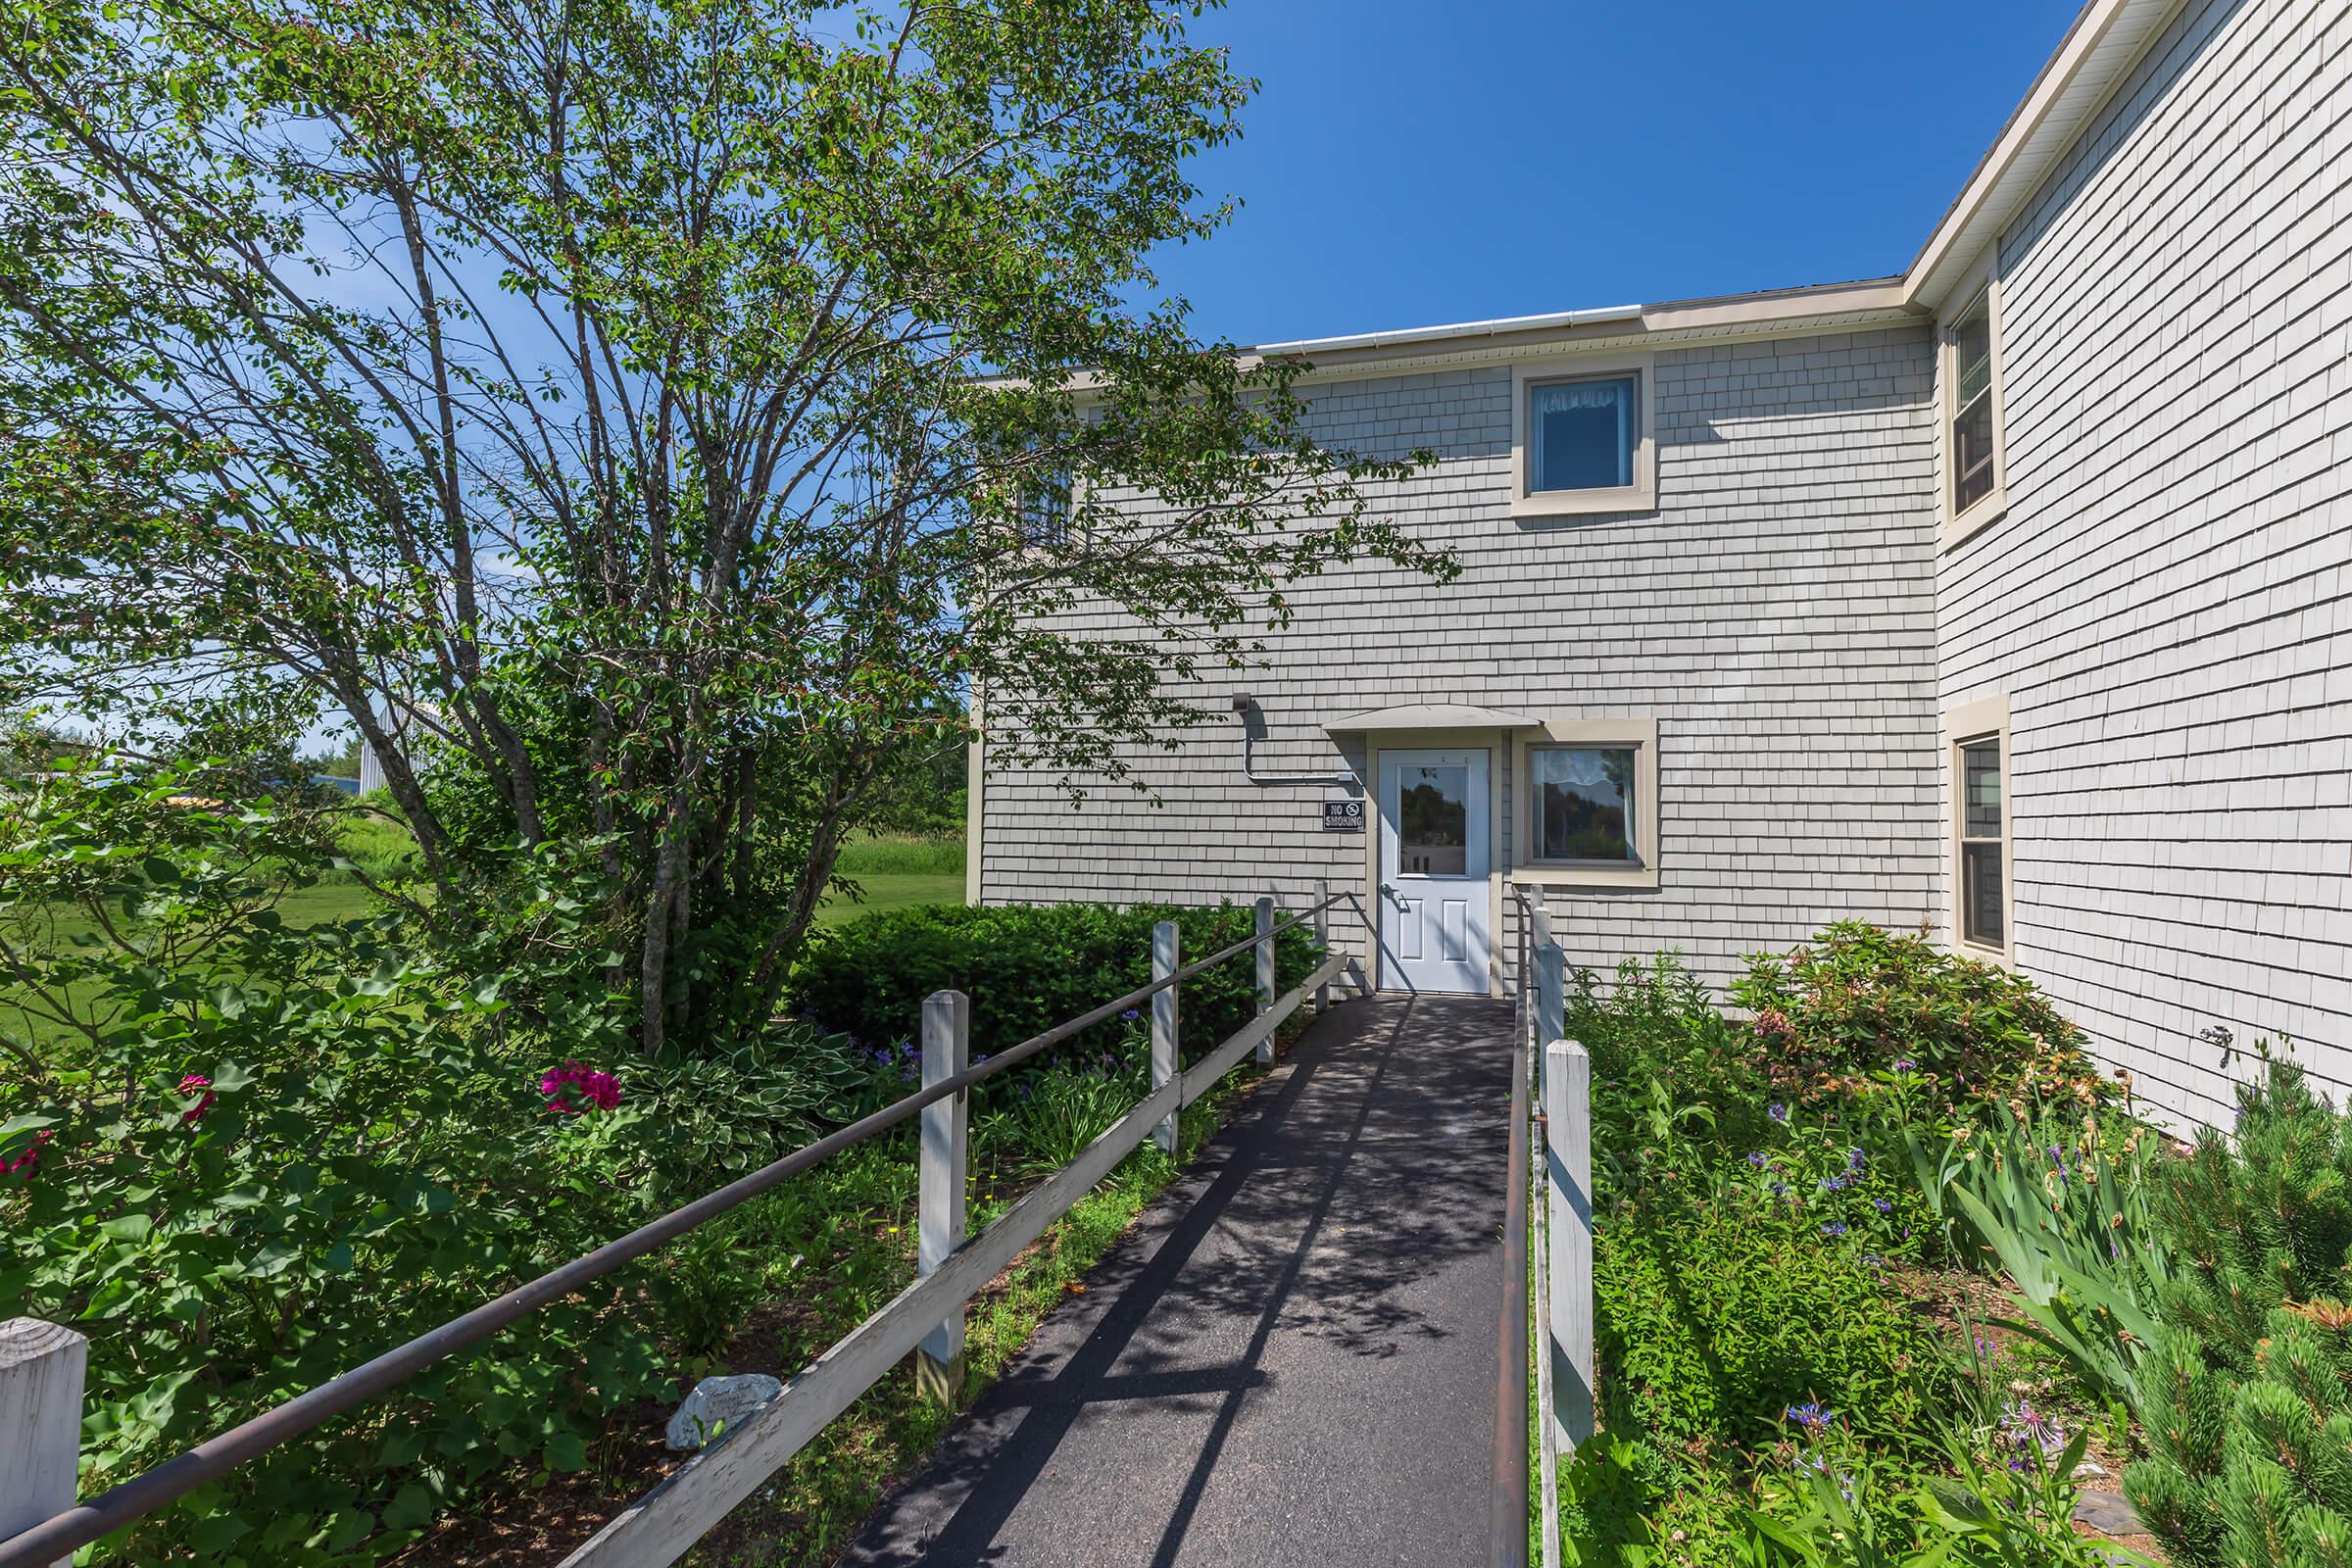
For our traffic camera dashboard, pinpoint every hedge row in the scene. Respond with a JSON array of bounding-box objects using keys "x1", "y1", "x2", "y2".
[{"x1": 787, "y1": 901, "x2": 1322, "y2": 1064}]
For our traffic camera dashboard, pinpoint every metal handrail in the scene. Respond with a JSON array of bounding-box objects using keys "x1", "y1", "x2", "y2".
[
  {"x1": 1489, "y1": 990, "x2": 1533, "y2": 1566},
  {"x1": 1498, "y1": 883, "x2": 1551, "y2": 1565},
  {"x1": 0, "y1": 894, "x2": 1348, "y2": 1568}
]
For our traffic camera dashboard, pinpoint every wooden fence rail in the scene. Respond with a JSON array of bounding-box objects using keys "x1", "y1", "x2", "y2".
[{"x1": 0, "y1": 895, "x2": 1348, "y2": 1568}]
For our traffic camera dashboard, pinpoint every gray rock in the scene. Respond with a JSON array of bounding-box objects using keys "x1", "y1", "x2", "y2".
[
  {"x1": 2072, "y1": 1489, "x2": 2143, "y2": 1536},
  {"x1": 664, "y1": 1373, "x2": 783, "y2": 1450}
]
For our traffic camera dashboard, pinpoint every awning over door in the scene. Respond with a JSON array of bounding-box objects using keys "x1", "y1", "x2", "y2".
[{"x1": 1320, "y1": 702, "x2": 1546, "y2": 733}]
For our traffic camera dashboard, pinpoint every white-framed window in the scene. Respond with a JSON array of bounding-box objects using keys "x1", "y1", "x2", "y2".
[
  {"x1": 1510, "y1": 353, "x2": 1656, "y2": 518},
  {"x1": 1946, "y1": 694, "x2": 2011, "y2": 957},
  {"x1": 1940, "y1": 273, "x2": 2006, "y2": 545},
  {"x1": 1508, "y1": 716, "x2": 1659, "y2": 890},
  {"x1": 1529, "y1": 745, "x2": 1638, "y2": 863}
]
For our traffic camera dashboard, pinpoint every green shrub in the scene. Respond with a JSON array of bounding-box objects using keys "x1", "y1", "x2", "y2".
[
  {"x1": 787, "y1": 901, "x2": 1320, "y2": 1066},
  {"x1": 2125, "y1": 1054, "x2": 2352, "y2": 1568},
  {"x1": 1596, "y1": 1182, "x2": 1936, "y2": 1458},
  {"x1": 625, "y1": 1024, "x2": 872, "y2": 1199},
  {"x1": 1568, "y1": 953, "x2": 1781, "y2": 1173},
  {"x1": 0, "y1": 776, "x2": 670, "y2": 1565},
  {"x1": 1731, "y1": 921, "x2": 2106, "y2": 1106}
]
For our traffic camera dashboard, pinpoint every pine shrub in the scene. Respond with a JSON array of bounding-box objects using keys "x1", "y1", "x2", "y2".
[{"x1": 2127, "y1": 1057, "x2": 2352, "y2": 1568}]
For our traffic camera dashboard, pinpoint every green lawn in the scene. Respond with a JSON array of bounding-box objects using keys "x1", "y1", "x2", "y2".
[
  {"x1": 12, "y1": 838, "x2": 963, "y2": 1058},
  {"x1": 814, "y1": 870, "x2": 962, "y2": 926}
]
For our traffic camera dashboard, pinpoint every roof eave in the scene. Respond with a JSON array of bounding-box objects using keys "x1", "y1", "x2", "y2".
[{"x1": 1902, "y1": 0, "x2": 2192, "y2": 312}]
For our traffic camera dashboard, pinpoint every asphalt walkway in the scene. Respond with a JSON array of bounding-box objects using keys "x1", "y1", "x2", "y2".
[{"x1": 842, "y1": 993, "x2": 1514, "y2": 1568}]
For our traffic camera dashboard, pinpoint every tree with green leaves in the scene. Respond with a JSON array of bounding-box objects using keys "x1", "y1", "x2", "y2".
[{"x1": 0, "y1": 0, "x2": 1446, "y2": 1054}]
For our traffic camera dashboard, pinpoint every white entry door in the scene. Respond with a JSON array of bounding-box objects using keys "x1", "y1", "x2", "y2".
[{"x1": 1377, "y1": 749, "x2": 1491, "y2": 994}]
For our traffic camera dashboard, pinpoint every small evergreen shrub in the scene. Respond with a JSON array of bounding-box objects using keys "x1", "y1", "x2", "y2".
[
  {"x1": 787, "y1": 901, "x2": 1320, "y2": 1066},
  {"x1": 2126, "y1": 1055, "x2": 2352, "y2": 1568},
  {"x1": 1731, "y1": 921, "x2": 2107, "y2": 1106}
]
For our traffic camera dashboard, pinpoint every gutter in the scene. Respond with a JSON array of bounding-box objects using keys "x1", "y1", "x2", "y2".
[{"x1": 1251, "y1": 304, "x2": 1644, "y2": 360}]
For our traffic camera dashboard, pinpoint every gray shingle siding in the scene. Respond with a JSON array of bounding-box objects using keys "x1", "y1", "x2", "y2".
[
  {"x1": 1936, "y1": 0, "x2": 2352, "y2": 1127},
  {"x1": 975, "y1": 0, "x2": 2351, "y2": 1132},
  {"x1": 981, "y1": 327, "x2": 1946, "y2": 996}
]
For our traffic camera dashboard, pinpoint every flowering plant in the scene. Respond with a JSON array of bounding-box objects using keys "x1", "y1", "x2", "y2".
[{"x1": 540, "y1": 1060, "x2": 622, "y2": 1114}]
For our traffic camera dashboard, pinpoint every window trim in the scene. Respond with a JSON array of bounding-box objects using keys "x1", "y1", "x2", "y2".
[
  {"x1": 1938, "y1": 263, "x2": 2008, "y2": 550},
  {"x1": 1946, "y1": 694, "x2": 2013, "y2": 961},
  {"x1": 1507, "y1": 716, "x2": 1660, "y2": 890},
  {"x1": 1510, "y1": 352, "x2": 1657, "y2": 518}
]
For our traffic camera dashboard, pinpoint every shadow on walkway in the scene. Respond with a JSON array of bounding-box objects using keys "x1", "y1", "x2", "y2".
[{"x1": 840, "y1": 993, "x2": 1513, "y2": 1568}]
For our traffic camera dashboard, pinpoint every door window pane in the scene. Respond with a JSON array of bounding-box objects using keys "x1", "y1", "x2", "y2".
[
  {"x1": 1532, "y1": 747, "x2": 1637, "y2": 862},
  {"x1": 1398, "y1": 765, "x2": 1468, "y2": 875},
  {"x1": 1530, "y1": 376, "x2": 1636, "y2": 492}
]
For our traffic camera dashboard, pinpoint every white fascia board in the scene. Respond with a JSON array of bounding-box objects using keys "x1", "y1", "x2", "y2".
[{"x1": 1903, "y1": 0, "x2": 2191, "y2": 313}]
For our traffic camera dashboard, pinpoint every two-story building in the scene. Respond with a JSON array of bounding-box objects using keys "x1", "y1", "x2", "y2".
[{"x1": 969, "y1": 0, "x2": 2352, "y2": 1130}]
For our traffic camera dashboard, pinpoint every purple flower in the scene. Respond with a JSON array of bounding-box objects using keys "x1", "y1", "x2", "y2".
[
  {"x1": 1874, "y1": 1198, "x2": 1893, "y2": 1213},
  {"x1": 1746, "y1": 1151, "x2": 1767, "y2": 1167},
  {"x1": 1975, "y1": 1335, "x2": 1997, "y2": 1360},
  {"x1": 1785, "y1": 1401, "x2": 1832, "y2": 1432},
  {"x1": 1768, "y1": 1102, "x2": 1788, "y2": 1122},
  {"x1": 1845, "y1": 1148, "x2": 1865, "y2": 1170},
  {"x1": 1891, "y1": 1058, "x2": 1916, "y2": 1072},
  {"x1": 1121, "y1": 1008, "x2": 1141, "y2": 1021},
  {"x1": 1822, "y1": 1222, "x2": 1847, "y2": 1237},
  {"x1": 1999, "y1": 1398, "x2": 2065, "y2": 1457}
]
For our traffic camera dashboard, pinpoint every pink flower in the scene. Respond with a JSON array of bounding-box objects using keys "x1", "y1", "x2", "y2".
[
  {"x1": 1753, "y1": 1008, "x2": 1795, "y2": 1040},
  {"x1": 540, "y1": 1061, "x2": 621, "y2": 1115},
  {"x1": 177, "y1": 1074, "x2": 217, "y2": 1123},
  {"x1": 3, "y1": 1128, "x2": 54, "y2": 1182}
]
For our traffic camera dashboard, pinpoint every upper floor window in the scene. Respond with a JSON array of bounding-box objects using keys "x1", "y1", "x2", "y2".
[
  {"x1": 1018, "y1": 463, "x2": 1073, "y2": 547},
  {"x1": 1510, "y1": 354, "x2": 1657, "y2": 518},
  {"x1": 1942, "y1": 282, "x2": 2006, "y2": 539},
  {"x1": 1530, "y1": 375, "x2": 1637, "y2": 492}
]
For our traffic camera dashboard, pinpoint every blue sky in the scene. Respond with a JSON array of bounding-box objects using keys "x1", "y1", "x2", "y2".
[{"x1": 1149, "y1": 0, "x2": 2082, "y2": 347}]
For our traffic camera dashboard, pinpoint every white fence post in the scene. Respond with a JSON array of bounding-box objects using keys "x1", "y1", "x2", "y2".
[
  {"x1": 1252, "y1": 896, "x2": 1277, "y2": 1065},
  {"x1": 1313, "y1": 879, "x2": 1331, "y2": 1014},
  {"x1": 1152, "y1": 920, "x2": 1180, "y2": 1153},
  {"x1": 1536, "y1": 940, "x2": 1564, "y2": 1058},
  {"x1": 1, "y1": 1318, "x2": 85, "y2": 1568},
  {"x1": 916, "y1": 990, "x2": 968, "y2": 1403},
  {"x1": 1543, "y1": 1038, "x2": 1594, "y2": 1455}
]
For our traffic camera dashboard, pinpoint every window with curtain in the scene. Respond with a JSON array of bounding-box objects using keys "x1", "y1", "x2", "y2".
[
  {"x1": 1530, "y1": 745, "x2": 1638, "y2": 863},
  {"x1": 1528, "y1": 375, "x2": 1636, "y2": 492}
]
